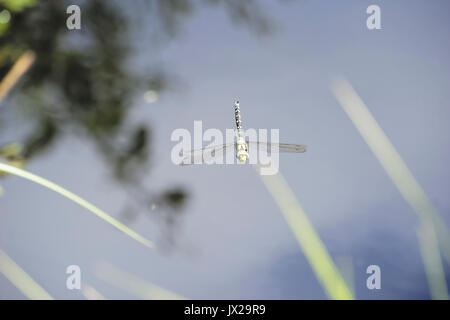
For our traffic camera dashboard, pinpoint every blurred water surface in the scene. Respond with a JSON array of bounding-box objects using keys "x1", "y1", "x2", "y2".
[{"x1": 1, "y1": 0, "x2": 449, "y2": 299}]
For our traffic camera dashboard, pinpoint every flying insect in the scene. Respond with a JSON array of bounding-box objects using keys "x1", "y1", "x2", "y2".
[{"x1": 180, "y1": 101, "x2": 306, "y2": 165}]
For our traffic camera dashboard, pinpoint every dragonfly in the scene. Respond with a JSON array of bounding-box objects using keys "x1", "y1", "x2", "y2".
[{"x1": 180, "y1": 101, "x2": 307, "y2": 165}]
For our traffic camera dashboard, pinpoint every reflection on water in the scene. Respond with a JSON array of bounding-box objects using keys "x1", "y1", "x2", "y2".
[
  {"x1": 1, "y1": 0, "x2": 449, "y2": 300},
  {"x1": 0, "y1": 0, "x2": 270, "y2": 249}
]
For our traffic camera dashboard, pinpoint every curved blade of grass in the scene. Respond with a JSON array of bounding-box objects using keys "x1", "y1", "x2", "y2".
[
  {"x1": 0, "y1": 50, "x2": 35, "y2": 103},
  {"x1": 336, "y1": 255, "x2": 355, "y2": 297},
  {"x1": 81, "y1": 283, "x2": 106, "y2": 300},
  {"x1": 417, "y1": 223, "x2": 450, "y2": 300},
  {"x1": 0, "y1": 249, "x2": 53, "y2": 300},
  {"x1": 255, "y1": 165, "x2": 354, "y2": 300},
  {"x1": 331, "y1": 77, "x2": 449, "y2": 299},
  {"x1": 94, "y1": 261, "x2": 187, "y2": 300},
  {"x1": 0, "y1": 162, "x2": 154, "y2": 249}
]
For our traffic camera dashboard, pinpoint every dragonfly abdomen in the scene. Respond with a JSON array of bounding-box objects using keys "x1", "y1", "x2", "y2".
[
  {"x1": 234, "y1": 101, "x2": 243, "y2": 132},
  {"x1": 234, "y1": 101, "x2": 249, "y2": 162}
]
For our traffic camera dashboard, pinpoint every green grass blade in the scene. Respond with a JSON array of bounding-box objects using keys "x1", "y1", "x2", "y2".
[
  {"x1": 255, "y1": 166, "x2": 354, "y2": 300},
  {"x1": 0, "y1": 249, "x2": 53, "y2": 300},
  {"x1": 0, "y1": 162, "x2": 154, "y2": 249},
  {"x1": 94, "y1": 261, "x2": 187, "y2": 300},
  {"x1": 331, "y1": 77, "x2": 449, "y2": 299}
]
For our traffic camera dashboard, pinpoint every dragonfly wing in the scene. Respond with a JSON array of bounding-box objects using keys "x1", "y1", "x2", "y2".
[
  {"x1": 276, "y1": 143, "x2": 307, "y2": 153},
  {"x1": 247, "y1": 141, "x2": 307, "y2": 153},
  {"x1": 180, "y1": 143, "x2": 234, "y2": 165}
]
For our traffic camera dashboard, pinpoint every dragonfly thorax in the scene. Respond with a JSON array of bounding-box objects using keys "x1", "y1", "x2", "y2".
[
  {"x1": 236, "y1": 137, "x2": 249, "y2": 163},
  {"x1": 234, "y1": 101, "x2": 249, "y2": 162}
]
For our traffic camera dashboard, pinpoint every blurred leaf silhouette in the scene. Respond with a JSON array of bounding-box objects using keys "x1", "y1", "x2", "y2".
[{"x1": 0, "y1": 0, "x2": 272, "y2": 248}]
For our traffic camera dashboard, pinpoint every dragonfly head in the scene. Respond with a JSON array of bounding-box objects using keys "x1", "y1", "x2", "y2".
[{"x1": 237, "y1": 152, "x2": 249, "y2": 163}]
